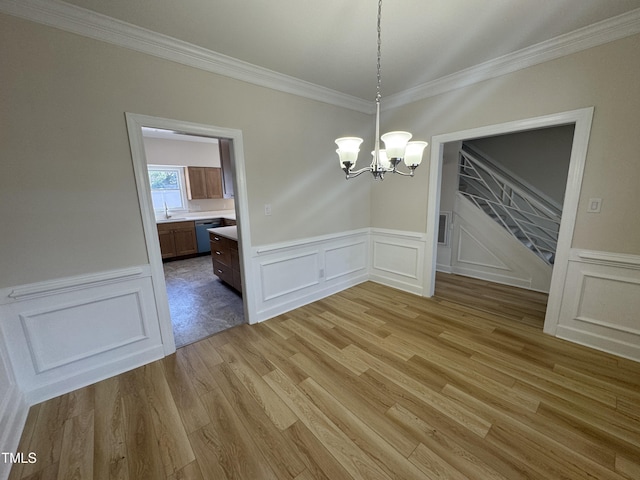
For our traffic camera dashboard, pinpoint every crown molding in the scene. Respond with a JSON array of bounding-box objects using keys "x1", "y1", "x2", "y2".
[
  {"x1": 0, "y1": 0, "x2": 375, "y2": 114},
  {"x1": 383, "y1": 7, "x2": 640, "y2": 110},
  {"x1": 2, "y1": 0, "x2": 639, "y2": 114}
]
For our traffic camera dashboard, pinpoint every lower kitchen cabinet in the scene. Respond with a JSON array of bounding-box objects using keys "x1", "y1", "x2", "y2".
[
  {"x1": 209, "y1": 230, "x2": 242, "y2": 292},
  {"x1": 157, "y1": 221, "x2": 197, "y2": 259}
]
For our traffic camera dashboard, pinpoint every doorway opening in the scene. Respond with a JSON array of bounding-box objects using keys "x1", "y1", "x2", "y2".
[
  {"x1": 126, "y1": 113, "x2": 255, "y2": 355},
  {"x1": 423, "y1": 108, "x2": 594, "y2": 335},
  {"x1": 141, "y1": 129, "x2": 244, "y2": 348}
]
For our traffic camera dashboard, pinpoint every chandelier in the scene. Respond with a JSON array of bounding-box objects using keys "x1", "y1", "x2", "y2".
[{"x1": 335, "y1": 0, "x2": 427, "y2": 180}]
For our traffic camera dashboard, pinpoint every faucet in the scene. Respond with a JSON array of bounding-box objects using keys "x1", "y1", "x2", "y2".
[{"x1": 164, "y1": 201, "x2": 171, "y2": 219}]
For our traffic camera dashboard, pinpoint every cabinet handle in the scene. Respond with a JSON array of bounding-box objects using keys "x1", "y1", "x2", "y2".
[
  {"x1": 217, "y1": 269, "x2": 223, "y2": 274},
  {"x1": 215, "y1": 251, "x2": 221, "y2": 255},
  {"x1": 214, "y1": 236, "x2": 220, "y2": 241}
]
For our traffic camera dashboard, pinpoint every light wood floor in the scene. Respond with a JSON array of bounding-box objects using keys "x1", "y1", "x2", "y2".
[{"x1": 10, "y1": 274, "x2": 640, "y2": 479}]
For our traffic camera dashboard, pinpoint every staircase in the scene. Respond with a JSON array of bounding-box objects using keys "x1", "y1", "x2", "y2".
[{"x1": 457, "y1": 145, "x2": 561, "y2": 265}]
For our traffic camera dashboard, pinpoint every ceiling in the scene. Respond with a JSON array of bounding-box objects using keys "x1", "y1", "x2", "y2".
[{"x1": 61, "y1": 0, "x2": 640, "y2": 101}]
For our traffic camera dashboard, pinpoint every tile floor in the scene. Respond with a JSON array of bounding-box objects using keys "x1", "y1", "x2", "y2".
[{"x1": 163, "y1": 255, "x2": 245, "y2": 348}]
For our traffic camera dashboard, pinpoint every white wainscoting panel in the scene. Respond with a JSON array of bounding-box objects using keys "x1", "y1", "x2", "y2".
[
  {"x1": 251, "y1": 230, "x2": 369, "y2": 322},
  {"x1": 556, "y1": 249, "x2": 640, "y2": 362},
  {"x1": 261, "y1": 252, "x2": 320, "y2": 301},
  {"x1": 370, "y1": 229, "x2": 426, "y2": 295},
  {"x1": 447, "y1": 194, "x2": 552, "y2": 292},
  {"x1": 0, "y1": 265, "x2": 165, "y2": 405}
]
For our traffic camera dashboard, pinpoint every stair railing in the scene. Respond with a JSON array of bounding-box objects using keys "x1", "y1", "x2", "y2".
[{"x1": 458, "y1": 147, "x2": 561, "y2": 265}]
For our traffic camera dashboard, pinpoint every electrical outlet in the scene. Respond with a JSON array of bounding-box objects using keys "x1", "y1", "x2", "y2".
[
  {"x1": 587, "y1": 198, "x2": 602, "y2": 213},
  {"x1": 264, "y1": 204, "x2": 272, "y2": 216}
]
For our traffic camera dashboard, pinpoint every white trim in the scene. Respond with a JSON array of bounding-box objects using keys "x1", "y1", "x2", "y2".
[
  {"x1": 253, "y1": 228, "x2": 370, "y2": 255},
  {"x1": 575, "y1": 250, "x2": 640, "y2": 270},
  {"x1": 4, "y1": 266, "x2": 144, "y2": 302},
  {"x1": 1, "y1": 0, "x2": 638, "y2": 113},
  {"x1": 125, "y1": 114, "x2": 255, "y2": 356},
  {"x1": 383, "y1": 8, "x2": 640, "y2": 109},
  {"x1": 424, "y1": 108, "x2": 594, "y2": 338}
]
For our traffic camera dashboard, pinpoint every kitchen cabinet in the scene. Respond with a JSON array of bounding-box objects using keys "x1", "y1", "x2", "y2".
[
  {"x1": 186, "y1": 166, "x2": 223, "y2": 200},
  {"x1": 209, "y1": 229, "x2": 241, "y2": 292},
  {"x1": 157, "y1": 221, "x2": 197, "y2": 259},
  {"x1": 219, "y1": 139, "x2": 235, "y2": 199}
]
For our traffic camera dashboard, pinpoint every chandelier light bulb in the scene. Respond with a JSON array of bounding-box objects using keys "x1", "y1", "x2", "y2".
[
  {"x1": 403, "y1": 141, "x2": 428, "y2": 167},
  {"x1": 380, "y1": 131, "x2": 412, "y2": 159},
  {"x1": 335, "y1": 137, "x2": 363, "y2": 169}
]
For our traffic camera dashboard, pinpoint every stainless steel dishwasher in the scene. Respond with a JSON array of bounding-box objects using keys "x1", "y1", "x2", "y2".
[{"x1": 195, "y1": 219, "x2": 222, "y2": 253}]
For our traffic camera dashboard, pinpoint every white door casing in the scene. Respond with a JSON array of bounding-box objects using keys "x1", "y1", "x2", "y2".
[
  {"x1": 125, "y1": 113, "x2": 255, "y2": 355},
  {"x1": 423, "y1": 107, "x2": 594, "y2": 334}
]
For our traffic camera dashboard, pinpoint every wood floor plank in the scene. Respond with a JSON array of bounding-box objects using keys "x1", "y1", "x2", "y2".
[
  {"x1": 282, "y1": 421, "x2": 351, "y2": 480},
  {"x1": 217, "y1": 342, "x2": 298, "y2": 430},
  {"x1": 13, "y1": 276, "x2": 640, "y2": 480},
  {"x1": 57, "y1": 410, "x2": 94, "y2": 480},
  {"x1": 93, "y1": 376, "x2": 129, "y2": 480},
  {"x1": 161, "y1": 352, "x2": 210, "y2": 434},
  {"x1": 19, "y1": 397, "x2": 66, "y2": 477},
  {"x1": 386, "y1": 403, "x2": 514, "y2": 480},
  {"x1": 211, "y1": 361, "x2": 307, "y2": 479},
  {"x1": 292, "y1": 352, "x2": 419, "y2": 457},
  {"x1": 166, "y1": 460, "x2": 205, "y2": 480},
  {"x1": 263, "y1": 368, "x2": 392, "y2": 480},
  {"x1": 197, "y1": 388, "x2": 280, "y2": 480},
  {"x1": 121, "y1": 386, "x2": 165, "y2": 480},
  {"x1": 139, "y1": 362, "x2": 195, "y2": 476},
  {"x1": 346, "y1": 344, "x2": 492, "y2": 438},
  {"x1": 282, "y1": 318, "x2": 370, "y2": 375},
  {"x1": 178, "y1": 342, "x2": 220, "y2": 396},
  {"x1": 297, "y1": 377, "x2": 426, "y2": 480}
]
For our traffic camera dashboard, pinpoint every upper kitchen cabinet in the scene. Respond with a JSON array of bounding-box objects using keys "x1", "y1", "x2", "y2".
[
  {"x1": 186, "y1": 166, "x2": 223, "y2": 199},
  {"x1": 219, "y1": 139, "x2": 234, "y2": 199}
]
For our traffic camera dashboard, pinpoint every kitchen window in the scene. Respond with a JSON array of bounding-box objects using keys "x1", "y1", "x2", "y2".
[{"x1": 148, "y1": 166, "x2": 187, "y2": 212}]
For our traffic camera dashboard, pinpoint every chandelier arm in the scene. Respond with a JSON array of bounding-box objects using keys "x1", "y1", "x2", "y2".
[
  {"x1": 347, "y1": 167, "x2": 377, "y2": 179},
  {"x1": 390, "y1": 169, "x2": 414, "y2": 177}
]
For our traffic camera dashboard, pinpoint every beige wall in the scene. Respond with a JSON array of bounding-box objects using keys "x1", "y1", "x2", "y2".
[
  {"x1": 374, "y1": 33, "x2": 640, "y2": 255},
  {"x1": 0, "y1": 13, "x2": 371, "y2": 288}
]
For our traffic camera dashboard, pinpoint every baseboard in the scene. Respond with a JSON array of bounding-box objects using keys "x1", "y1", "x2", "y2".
[
  {"x1": 255, "y1": 274, "x2": 368, "y2": 322},
  {"x1": 0, "y1": 385, "x2": 29, "y2": 480},
  {"x1": 25, "y1": 345, "x2": 165, "y2": 405},
  {"x1": 556, "y1": 325, "x2": 640, "y2": 363}
]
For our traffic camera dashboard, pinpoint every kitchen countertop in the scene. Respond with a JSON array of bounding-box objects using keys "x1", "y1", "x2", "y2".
[
  {"x1": 207, "y1": 226, "x2": 238, "y2": 241},
  {"x1": 156, "y1": 210, "x2": 236, "y2": 224}
]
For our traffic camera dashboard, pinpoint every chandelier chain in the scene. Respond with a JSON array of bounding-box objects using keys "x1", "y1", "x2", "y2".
[
  {"x1": 334, "y1": 0, "x2": 427, "y2": 180},
  {"x1": 376, "y1": 0, "x2": 382, "y2": 104}
]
